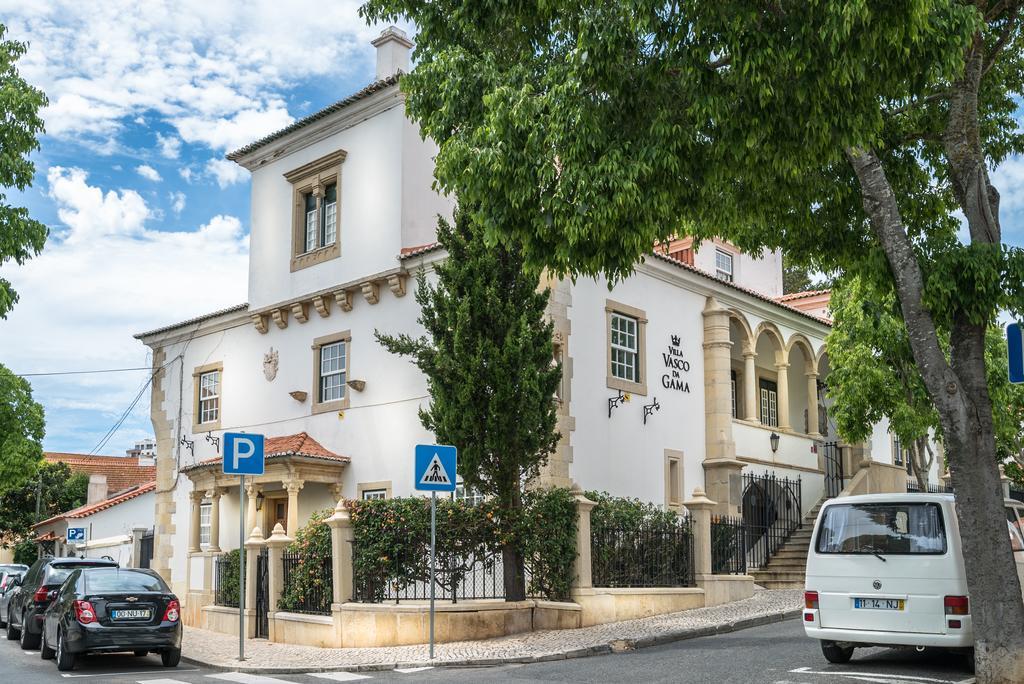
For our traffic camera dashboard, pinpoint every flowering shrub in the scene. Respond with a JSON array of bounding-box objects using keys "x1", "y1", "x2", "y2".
[{"x1": 278, "y1": 508, "x2": 333, "y2": 613}]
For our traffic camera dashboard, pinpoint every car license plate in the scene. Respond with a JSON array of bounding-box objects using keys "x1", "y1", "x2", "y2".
[
  {"x1": 111, "y1": 609, "x2": 151, "y2": 620},
  {"x1": 854, "y1": 598, "x2": 904, "y2": 610}
]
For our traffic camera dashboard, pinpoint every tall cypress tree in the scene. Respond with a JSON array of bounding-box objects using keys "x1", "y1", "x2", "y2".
[{"x1": 376, "y1": 207, "x2": 561, "y2": 601}]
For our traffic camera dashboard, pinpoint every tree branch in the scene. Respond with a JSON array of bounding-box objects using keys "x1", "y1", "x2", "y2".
[
  {"x1": 983, "y1": 4, "x2": 1021, "y2": 77},
  {"x1": 882, "y1": 92, "x2": 950, "y2": 117}
]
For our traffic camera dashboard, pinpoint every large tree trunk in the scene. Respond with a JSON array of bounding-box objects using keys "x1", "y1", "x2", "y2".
[
  {"x1": 846, "y1": 142, "x2": 1024, "y2": 682},
  {"x1": 501, "y1": 481, "x2": 527, "y2": 602},
  {"x1": 910, "y1": 438, "x2": 930, "y2": 493}
]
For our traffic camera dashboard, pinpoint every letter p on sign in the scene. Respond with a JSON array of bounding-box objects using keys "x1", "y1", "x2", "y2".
[{"x1": 223, "y1": 433, "x2": 265, "y2": 475}]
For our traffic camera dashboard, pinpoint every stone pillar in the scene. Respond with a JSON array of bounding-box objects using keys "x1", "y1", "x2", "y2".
[
  {"x1": 684, "y1": 487, "x2": 716, "y2": 576},
  {"x1": 702, "y1": 298, "x2": 744, "y2": 517},
  {"x1": 265, "y1": 524, "x2": 293, "y2": 625},
  {"x1": 188, "y1": 491, "x2": 203, "y2": 553},
  {"x1": 285, "y1": 480, "x2": 304, "y2": 537},
  {"x1": 246, "y1": 483, "x2": 262, "y2": 537},
  {"x1": 243, "y1": 526, "x2": 265, "y2": 638},
  {"x1": 806, "y1": 372, "x2": 821, "y2": 438},
  {"x1": 131, "y1": 526, "x2": 148, "y2": 568},
  {"x1": 325, "y1": 499, "x2": 354, "y2": 604},
  {"x1": 942, "y1": 468, "x2": 953, "y2": 491},
  {"x1": 743, "y1": 350, "x2": 758, "y2": 423},
  {"x1": 999, "y1": 465, "x2": 1011, "y2": 500},
  {"x1": 775, "y1": 357, "x2": 791, "y2": 431},
  {"x1": 206, "y1": 488, "x2": 223, "y2": 553},
  {"x1": 570, "y1": 485, "x2": 597, "y2": 590}
]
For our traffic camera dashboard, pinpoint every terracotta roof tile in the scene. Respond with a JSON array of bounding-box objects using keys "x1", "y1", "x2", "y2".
[
  {"x1": 775, "y1": 289, "x2": 831, "y2": 302},
  {"x1": 33, "y1": 482, "x2": 156, "y2": 528},
  {"x1": 400, "y1": 242, "x2": 441, "y2": 257},
  {"x1": 182, "y1": 432, "x2": 349, "y2": 472},
  {"x1": 44, "y1": 453, "x2": 157, "y2": 495}
]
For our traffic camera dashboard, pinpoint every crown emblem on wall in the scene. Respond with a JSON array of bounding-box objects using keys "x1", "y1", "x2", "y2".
[{"x1": 671, "y1": 335, "x2": 681, "y2": 346}]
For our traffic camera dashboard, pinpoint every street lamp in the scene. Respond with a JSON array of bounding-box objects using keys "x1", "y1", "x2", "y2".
[{"x1": 770, "y1": 432, "x2": 780, "y2": 453}]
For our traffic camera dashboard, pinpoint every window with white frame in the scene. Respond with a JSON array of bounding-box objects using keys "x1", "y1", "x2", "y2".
[
  {"x1": 319, "y1": 341, "x2": 346, "y2": 403},
  {"x1": 454, "y1": 480, "x2": 485, "y2": 506},
  {"x1": 715, "y1": 249, "x2": 734, "y2": 283},
  {"x1": 892, "y1": 434, "x2": 904, "y2": 465},
  {"x1": 362, "y1": 489, "x2": 387, "y2": 500},
  {"x1": 610, "y1": 313, "x2": 640, "y2": 383},
  {"x1": 198, "y1": 370, "x2": 220, "y2": 425},
  {"x1": 730, "y1": 370, "x2": 738, "y2": 418},
  {"x1": 199, "y1": 502, "x2": 212, "y2": 547},
  {"x1": 759, "y1": 378, "x2": 778, "y2": 427},
  {"x1": 285, "y1": 149, "x2": 345, "y2": 271}
]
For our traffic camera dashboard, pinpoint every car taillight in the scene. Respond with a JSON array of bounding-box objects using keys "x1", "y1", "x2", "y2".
[
  {"x1": 163, "y1": 599, "x2": 180, "y2": 623},
  {"x1": 33, "y1": 587, "x2": 50, "y2": 603},
  {"x1": 74, "y1": 600, "x2": 96, "y2": 625},
  {"x1": 804, "y1": 591, "x2": 819, "y2": 610},
  {"x1": 944, "y1": 595, "x2": 969, "y2": 616}
]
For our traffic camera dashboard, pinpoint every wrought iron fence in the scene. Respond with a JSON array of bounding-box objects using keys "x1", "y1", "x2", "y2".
[
  {"x1": 280, "y1": 552, "x2": 332, "y2": 615},
  {"x1": 710, "y1": 515, "x2": 747, "y2": 575},
  {"x1": 822, "y1": 442, "x2": 844, "y2": 498},
  {"x1": 741, "y1": 471, "x2": 802, "y2": 569},
  {"x1": 590, "y1": 518, "x2": 695, "y2": 588},
  {"x1": 906, "y1": 479, "x2": 953, "y2": 494},
  {"x1": 214, "y1": 554, "x2": 239, "y2": 608}
]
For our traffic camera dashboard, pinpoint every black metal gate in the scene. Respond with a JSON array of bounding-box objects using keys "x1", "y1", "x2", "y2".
[
  {"x1": 741, "y1": 471, "x2": 802, "y2": 568},
  {"x1": 255, "y1": 548, "x2": 269, "y2": 638},
  {"x1": 823, "y1": 441, "x2": 844, "y2": 498},
  {"x1": 138, "y1": 530, "x2": 154, "y2": 569}
]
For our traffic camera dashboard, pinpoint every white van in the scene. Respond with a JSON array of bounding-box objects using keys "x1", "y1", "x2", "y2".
[{"x1": 802, "y1": 492, "x2": 1024, "y2": 663}]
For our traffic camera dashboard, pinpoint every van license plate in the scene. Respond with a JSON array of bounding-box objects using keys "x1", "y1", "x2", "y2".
[
  {"x1": 854, "y1": 598, "x2": 904, "y2": 610},
  {"x1": 111, "y1": 609, "x2": 151, "y2": 620}
]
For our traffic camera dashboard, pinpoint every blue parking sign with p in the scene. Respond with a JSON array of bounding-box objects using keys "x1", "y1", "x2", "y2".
[
  {"x1": 1009, "y1": 323, "x2": 1024, "y2": 384},
  {"x1": 223, "y1": 433, "x2": 265, "y2": 475}
]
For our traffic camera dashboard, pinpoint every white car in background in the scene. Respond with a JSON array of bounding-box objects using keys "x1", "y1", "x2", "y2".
[{"x1": 802, "y1": 493, "x2": 1024, "y2": 664}]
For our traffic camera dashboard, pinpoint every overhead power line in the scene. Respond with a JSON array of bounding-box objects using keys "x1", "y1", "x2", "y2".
[{"x1": 17, "y1": 367, "x2": 153, "y2": 377}]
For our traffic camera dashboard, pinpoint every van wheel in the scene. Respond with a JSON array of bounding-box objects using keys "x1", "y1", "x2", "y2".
[{"x1": 821, "y1": 640, "x2": 854, "y2": 664}]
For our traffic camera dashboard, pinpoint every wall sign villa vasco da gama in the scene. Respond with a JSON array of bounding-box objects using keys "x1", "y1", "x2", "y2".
[{"x1": 662, "y1": 334, "x2": 691, "y2": 392}]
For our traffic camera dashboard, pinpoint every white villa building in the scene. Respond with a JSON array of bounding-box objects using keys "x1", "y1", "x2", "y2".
[{"x1": 136, "y1": 28, "x2": 940, "y2": 613}]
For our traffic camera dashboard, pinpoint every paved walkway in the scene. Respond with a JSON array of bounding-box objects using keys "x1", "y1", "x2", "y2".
[{"x1": 182, "y1": 588, "x2": 803, "y2": 673}]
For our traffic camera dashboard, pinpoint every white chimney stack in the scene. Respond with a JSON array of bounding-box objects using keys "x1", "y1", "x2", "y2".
[
  {"x1": 371, "y1": 26, "x2": 413, "y2": 80},
  {"x1": 87, "y1": 474, "x2": 108, "y2": 505}
]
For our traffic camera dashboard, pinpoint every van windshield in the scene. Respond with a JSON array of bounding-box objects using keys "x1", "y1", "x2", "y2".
[{"x1": 816, "y1": 502, "x2": 947, "y2": 555}]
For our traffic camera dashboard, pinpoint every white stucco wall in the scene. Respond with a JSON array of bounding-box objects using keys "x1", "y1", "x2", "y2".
[{"x1": 65, "y1": 492, "x2": 154, "y2": 566}]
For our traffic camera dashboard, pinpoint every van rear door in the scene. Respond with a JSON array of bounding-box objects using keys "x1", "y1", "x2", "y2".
[{"x1": 809, "y1": 501, "x2": 957, "y2": 635}]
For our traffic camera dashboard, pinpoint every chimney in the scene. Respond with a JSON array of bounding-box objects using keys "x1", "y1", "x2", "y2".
[
  {"x1": 87, "y1": 474, "x2": 108, "y2": 505},
  {"x1": 371, "y1": 26, "x2": 413, "y2": 80}
]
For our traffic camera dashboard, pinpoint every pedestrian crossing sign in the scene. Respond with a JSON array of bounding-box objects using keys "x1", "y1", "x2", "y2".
[{"x1": 415, "y1": 444, "x2": 457, "y2": 492}]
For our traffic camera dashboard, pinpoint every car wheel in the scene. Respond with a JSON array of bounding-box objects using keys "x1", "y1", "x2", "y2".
[
  {"x1": 133, "y1": 649, "x2": 148, "y2": 657},
  {"x1": 55, "y1": 630, "x2": 75, "y2": 672},
  {"x1": 821, "y1": 640, "x2": 854, "y2": 664},
  {"x1": 19, "y1": 612, "x2": 39, "y2": 650},
  {"x1": 40, "y1": 629, "x2": 55, "y2": 660},
  {"x1": 161, "y1": 647, "x2": 181, "y2": 668},
  {"x1": 5, "y1": 616, "x2": 17, "y2": 641}
]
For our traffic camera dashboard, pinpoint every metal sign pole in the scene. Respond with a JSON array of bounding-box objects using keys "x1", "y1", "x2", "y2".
[
  {"x1": 239, "y1": 473, "x2": 246, "y2": 662},
  {"x1": 429, "y1": 490, "x2": 436, "y2": 660}
]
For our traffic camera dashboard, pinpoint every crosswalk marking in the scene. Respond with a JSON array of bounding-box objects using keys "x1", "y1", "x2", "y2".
[
  {"x1": 208, "y1": 674, "x2": 297, "y2": 684},
  {"x1": 395, "y1": 667, "x2": 433, "y2": 674},
  {"x1": 308, "y1": 674, "x2": 372, "y2": 681}
]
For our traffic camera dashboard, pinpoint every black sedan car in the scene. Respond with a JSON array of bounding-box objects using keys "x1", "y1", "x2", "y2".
[
  {"x1": 0, "y1": 565, "x2": 29, "y2": 628},
  {"x1": 5, "y1": 556, "x2": 118, "y2": 649},
  {"x1": 40, "y1": 567, "x2": 181, "y2": 671}
]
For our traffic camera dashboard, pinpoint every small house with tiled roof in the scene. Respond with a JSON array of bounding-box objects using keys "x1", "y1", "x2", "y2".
[{"x1": 44, "y1": 452, "x2": 157, "y2": 499}]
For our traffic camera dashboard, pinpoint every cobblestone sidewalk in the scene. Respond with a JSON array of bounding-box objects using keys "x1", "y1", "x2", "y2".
[{"x1": 182, "y1": 588, "x2": 802, "y2": 673}]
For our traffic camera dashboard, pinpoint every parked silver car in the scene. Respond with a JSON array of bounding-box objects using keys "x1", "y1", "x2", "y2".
[{"x1": 0, "y1": 565, "x2": 29, "y2": 628}]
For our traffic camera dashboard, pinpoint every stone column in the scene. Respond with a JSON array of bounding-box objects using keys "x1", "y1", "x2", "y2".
[
  {"x1": 325, "y1": 499, "x2": 354, "y2": 604},
  {"x1": 684, "y1": 487, "x2": 716, "y2": 576},
  {"x1": 775, "y1": 357, "x2": 791, "y2": 431},
  {"x1": 243, "y1": 526, "x2": 265, "y2": 638},
  {"x1": 743, "y1": 350, "x2": 758, "y2": 423},
  {"x1": 265, "y1": 524, "x2": 293, "y2": 629},
  {"x1": 570, "y1": 485, "x2": 597, "y2": 591},
  {"x1": 285, "y1": 480, "x2": 304, "y2": 537},
  {"x1": 206, "y1": 488, "x2": 223, "y2": 553},
  {"x1": 188, "y1": 491, "x2": 203, "y2": 553},
  {"x1": 246, "y1": 483, "x2": 262, "y2": 537},
  {"x1": 806, "y1": 372, "x2": 821, "y2": 438},
  {"x1": 1000, "y1": 465, "x2": 1011, "y2": 500},
  {"x1": 702, "y1": 298, "x2": 744, "y2": 516}
]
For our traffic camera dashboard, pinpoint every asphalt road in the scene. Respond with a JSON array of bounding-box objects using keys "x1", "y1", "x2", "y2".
[{"x1": 0, "y1": 618, "x2": 976, "y2": 684}]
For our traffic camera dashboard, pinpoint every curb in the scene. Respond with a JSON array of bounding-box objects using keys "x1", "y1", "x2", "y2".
[{"x1": 181, "y1": 608, "x2": 802, "y2": 674}]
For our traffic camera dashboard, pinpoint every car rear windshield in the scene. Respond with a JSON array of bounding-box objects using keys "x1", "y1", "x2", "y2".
[
  {"x1": 84, "y1": 570, "x2": 168, "y2": 593},
  {"x1": 816, "y1": 502, "x2": 947, "y2": 555},
  {"x1": 46, "y1": 562, "x2": 115, "y2": 586}
]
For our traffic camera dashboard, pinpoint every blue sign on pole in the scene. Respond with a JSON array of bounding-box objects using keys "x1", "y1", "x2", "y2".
[
  {"x1": 67, "y1": 527, "x2": 86, "y2": 542},
  {"x1": 415, "y1": 444, "x2": 457, "y2": 492},
  {"x1": 223, "y1": 433, "x2": 265, "y2": 475},
  {"x1": 1010, "y1": 323, "x2": 1024, "y2": 384}
]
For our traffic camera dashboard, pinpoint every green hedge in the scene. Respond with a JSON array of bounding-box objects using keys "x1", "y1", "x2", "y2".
[
  {"x1": 278, "y1": 508, "x2": 333, "y2": 613},
  {"x1": 215, "y1": 548, "x2": 240, "y2": 607}
]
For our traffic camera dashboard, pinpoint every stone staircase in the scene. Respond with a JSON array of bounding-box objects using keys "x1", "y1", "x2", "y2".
[{"x1": 749, "y1": 499, "x2": 825, "y2": 590}]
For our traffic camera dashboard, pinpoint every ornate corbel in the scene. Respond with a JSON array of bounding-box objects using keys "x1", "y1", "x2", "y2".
[
  {"x1": 251, "y1": 313, "x2": 269, "y2": 334},
  {"x1": 361, "y1": 281, "x2": 380, "y2": 305},
  {"x1": 334, "y1": 289, "x2": 353, "y2": 312},
  {"x1": 312, "y1": 295, "x2": 331, "y2": 318},
  {"x1": 387, "y1": 274, "x2": 407, "y2": 298},
  {"x1": 291, "y1": 301, "x2": 309, "y2": 324},
  {"x1": 272, "y1": 308, "x2": 289, "y2": 329}
]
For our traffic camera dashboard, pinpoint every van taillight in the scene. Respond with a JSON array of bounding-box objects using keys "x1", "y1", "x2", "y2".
[
  {"x1": 73, "y1": 600, "x2": 96, "y2": 625},
  {"x1": 804, "y1": 591, "x2": 819, "y2": 609},
  {"x1": 944, "y1": 595, "x2": 969, "y2": 615}
]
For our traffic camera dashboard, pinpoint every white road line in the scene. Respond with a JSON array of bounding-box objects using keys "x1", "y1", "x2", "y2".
[
  {"x1": 134, "y1": 679, "x2": 193, "y2": 684},
  {"x1": 308, "y1": 674, "x2": 373, "y2": 681},
  {"x1": 60, "y1": 669, "x2": 200, "y2": 678},
  {"x1": 207, "y1": 674, "x2": 297, "y2": 684},
  {"x1": 22, "y1": 650, "x2": 38, "y2": 655},
  {"x1": 790, "y1": 667, "x2": 963, "y2": 684},
  {"x1": 394, "y1": 667, "x2": 433, "y2": 674}
]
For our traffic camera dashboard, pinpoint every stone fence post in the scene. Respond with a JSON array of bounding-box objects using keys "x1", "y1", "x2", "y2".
[
  {"x1": 243, "y1": 526, "x2": 265, "y2": 637},
  {"x1": 683, "y1": 487, "x2": 716, "y2": 577},
  {"x1": 1000, "y1": 464, "x2": 1011, "y2": 499},
  {"x1": 265, "y1": 523, "x2": 293, "y2": 618},
  {"x1": 130, "y1": 526, "x2": 148, "y2": 568},
  {"x1": 326, "y1": 499, "x2": 354, "y2": 604},
  {"x1": 570, "y1": 484, "x2": 597, "y2": 591}
]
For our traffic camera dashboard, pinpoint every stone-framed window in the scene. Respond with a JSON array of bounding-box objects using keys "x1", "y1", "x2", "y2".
[
  {"x1": 284, "y1": 149, "x2": 347, "y2": 272},
  {"x1": 192, "y1": 362, "x2": 223, "y2": 432},
  {"x1": 605, "y1": 299, "x2": 647, "y2": 396},
  {"x1": 312, "y1": 330, "x2": 351, "y2": 414},
  {"x1": 199, "y1": 502, "x2": 212, "y2": 547},
  {"x1": 664, "y1": 449, "x2": 684, "y2": 512},
  {"x1": 357, "y1": 481, "x2": 392, "y2": 500}
]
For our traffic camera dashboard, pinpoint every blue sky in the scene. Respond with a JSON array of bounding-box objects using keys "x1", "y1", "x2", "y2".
[{"x1": 0, "y1": 3, "x2": 1021, "y2": 457}]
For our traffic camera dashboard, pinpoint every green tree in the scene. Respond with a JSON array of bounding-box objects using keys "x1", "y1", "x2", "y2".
[
  {"x1": 376, "y1": 208, "x2": 562, "y2": 601},
  {"x1": 360, "y1": 3, "x2": 1024, "y2": 676},
  {"x1": 782, "y1": 258, "x2": 820, "y2": 295},
  {"x1": 0, "y1": 461, "x2": 88, "y2": 548},
  {"x1": 0, "y1": 24, "x2": 48, "y2": 318},
  {"x1": 0, "y1": 363, "x2": 45, "y2": 493}
]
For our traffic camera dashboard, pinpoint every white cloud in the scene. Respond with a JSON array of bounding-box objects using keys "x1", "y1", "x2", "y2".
[
  {"x1": 169, "y1": 190, "x2": 186, "y2": 215},
  {"x1": 178, "y1": 167, "x2": 194, "y2": 183},
  {"x1": 992, "y1": 155, "x2": 1024, "y2": 213},
  {"x1": 206, "y1": 158, "x2": 248, "y2": 188},
  {"x1": 136, "y1": 164, "x2": 162, "y2": 181},
  {"x1": 0, "y1": 167, "x2": 248, "y2": 451},
  {"x1": 156, "y1": 132, "x2": 181, "y2": 159},
  {"x1": 175, "y1": 104, "x2": 293, "y2": 153}
]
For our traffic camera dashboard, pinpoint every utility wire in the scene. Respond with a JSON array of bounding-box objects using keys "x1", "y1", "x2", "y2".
[{"x1": 17, "y1": 367, "x2": 152, "y2": 377}]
